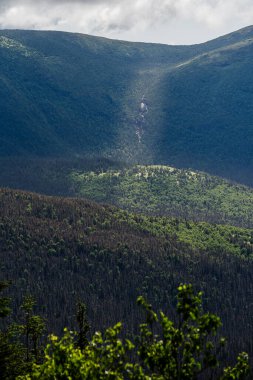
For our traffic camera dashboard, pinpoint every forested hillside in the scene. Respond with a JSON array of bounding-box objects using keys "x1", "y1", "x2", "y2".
[
  {"x1": 70, "y1": 164, "x2": 253, "y2": 227},
  {"x1": 2, "y1": 161, "x2": 253, "y2": 228},
  {"x1": 1, "y1": 188, "x2": 253, "y2": 364}
]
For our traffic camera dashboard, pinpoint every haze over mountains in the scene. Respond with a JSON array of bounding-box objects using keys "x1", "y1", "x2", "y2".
[{"x1": 1, "y1": 26, "x2": 253, "y2": 187}]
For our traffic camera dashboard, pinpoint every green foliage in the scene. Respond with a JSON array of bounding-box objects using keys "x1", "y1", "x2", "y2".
[
  {"x1": 19, "y1": 296, "x2": 45, "y2": 363},
  {"x1": 0, "y1": 333, "x2": 26, "y2": 380},
  {"x1": 70, "y1": 165, "x2": 253, "y2": 229},
  {"x1": 137, "y1": 285, "x2": 225, "y2": 379},
  {"x1": 0, "y1": 282, "x2": 27, "y2": 379},
  {"x1": 222, "y1": 353, "x2": 250, "y2": 380},
  {"x1": 1, "y1": 187, "x2": 253, "y2": 362},
  {"x1": 20, "y1": 285, "x2": 250, "y2": 379},
  {"x1": 6, "y1": 294, "x2": 46, "y2": 375}
]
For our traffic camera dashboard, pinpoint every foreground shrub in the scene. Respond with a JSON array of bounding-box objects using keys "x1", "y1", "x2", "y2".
[{"x1": 20, "y1": 284, "x2": 250, "y2": 379}]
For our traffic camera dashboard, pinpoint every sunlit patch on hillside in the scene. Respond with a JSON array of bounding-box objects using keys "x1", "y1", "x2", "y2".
[{"x1": 0, "y1": 35, "x2": 38, "y2": 57}]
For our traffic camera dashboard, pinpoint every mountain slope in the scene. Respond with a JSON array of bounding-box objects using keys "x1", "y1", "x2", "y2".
[
  {"x1": 154, "y1": 37, "x2": 253, "y2": 183},
  {"x1": 0, "y1": 29, "x2": 194, "y2": 157},
  {"x1": 1, "y1": 27, "x2": 253, "y2": 184},
  {"x1": 2, "y1": 161, "x2": 253, "y2": 228},
  {"x1": 0, "y1": 188, "x2": 253, "y2": 361}
]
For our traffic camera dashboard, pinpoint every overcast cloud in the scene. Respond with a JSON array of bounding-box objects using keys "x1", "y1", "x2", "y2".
[{"x1": 0, "y1": 0, "x2": 252, "y2": 44}]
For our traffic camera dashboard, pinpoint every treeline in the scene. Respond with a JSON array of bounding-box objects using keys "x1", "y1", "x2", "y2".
[{"x1": 0, "y1": 157, "x2": 126, "y2": 197}]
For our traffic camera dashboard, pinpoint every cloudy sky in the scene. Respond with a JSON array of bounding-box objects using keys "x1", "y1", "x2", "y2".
[{"x1": 0, "y1": 0, "x2": 252, "y2": 45}]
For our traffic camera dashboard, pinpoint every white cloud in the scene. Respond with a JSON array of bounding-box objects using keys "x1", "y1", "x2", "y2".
[{"x1": 0, "y1": 0, "x2": 252, "y2": 44}]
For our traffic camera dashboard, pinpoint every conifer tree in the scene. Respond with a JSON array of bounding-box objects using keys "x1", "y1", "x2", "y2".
[
  {"x1": 20, "y1": 284, "x2": 250, "y2": 380},
  {"x1": 20, "y1": 296, "x2": 45, "y2": 364},
  {"x1": 76, "y1": 301, "x2": 89, "y2": 350},
  {"x1": 0, "y1": 281, "x2": 25, "y2": 379}
]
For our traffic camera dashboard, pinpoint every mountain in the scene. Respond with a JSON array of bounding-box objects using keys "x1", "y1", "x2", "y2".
[
  {"x1": 2, "y1": 26, "x2": 253, "y2": 373},
  {"x1": 1, "y1": 187, "x2": 253, "y2": 362},
  {"x1": 1, "y1": 27, "x2": 253, "y2": 185}
]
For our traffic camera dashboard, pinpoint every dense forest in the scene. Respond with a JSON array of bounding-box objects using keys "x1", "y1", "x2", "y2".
[
  {"x1": 70, "y1": 164, "x2": 253, "y2": 228},
  {"x1": 0, "y1": 282, "x2": 250, "y2": 379},
  {"x1": 3, "y1": 160, "x2": 253, "y2": 230},
  {"x1": 1, "y1": 27, "x2": 253, "y2": 185},
  {"x1": 0, "y1": 188, "x2": 253, "y2": 371}
]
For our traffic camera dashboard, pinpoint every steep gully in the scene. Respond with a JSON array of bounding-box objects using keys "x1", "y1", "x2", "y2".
[{"x1": 135, "y1": 95, "x2": 148, "y2": 143}]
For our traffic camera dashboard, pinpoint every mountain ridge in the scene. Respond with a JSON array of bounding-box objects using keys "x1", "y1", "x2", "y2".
[{"x1": 1, "y1": 26, "x2": 253, "y2": 185}]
